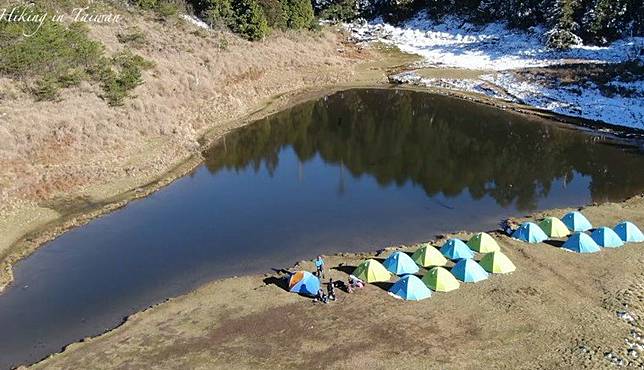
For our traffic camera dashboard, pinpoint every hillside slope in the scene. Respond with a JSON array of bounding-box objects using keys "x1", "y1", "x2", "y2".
[{"x1": 0, "y1": 6, "x2": 378, "y2": 283}]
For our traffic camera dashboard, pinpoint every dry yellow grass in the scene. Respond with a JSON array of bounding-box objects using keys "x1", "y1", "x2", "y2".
[{"x1": 0, "y1": 10, "x2": 381, "y2": 275}]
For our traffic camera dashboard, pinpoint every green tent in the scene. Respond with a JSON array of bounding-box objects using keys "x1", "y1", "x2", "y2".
[
  {"x1": 479, "y1": 251, "x2": 516, "y2": 274},
  {"x1": 466, "y1": 232, "x2": 501, "y2": 253},
  {"x1": 411, "y1": 243, "x2": 448, "y2": 267},
  {"x1": 422, "y1": 266, "x2": 460, "y2": 292},
  {"x1": 352, "y1": 259, "x2": 391, "y2": 283},
  {"x1": 538, "y1": 217, "x2": 570, "y2": 238}
]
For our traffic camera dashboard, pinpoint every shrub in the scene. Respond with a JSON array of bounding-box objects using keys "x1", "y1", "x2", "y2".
[
  {"x1": 117, "y1": 29, "x2": 147, "y2": 47},
  {"x1": 231, "y1": 0, "x2": 270, "y2": 40},
  {"x1": 97, "y1": 51, "x2": 154, "y2": 106},
  {"x1": 319, "y1": 0, "x2": 359, "y2": 22},
  {"x1": 286, "y1": 0, "x2": 315, "y2": 29},
  {"x1": 0, "y1": 7, "x2": 152, "y2": 106},
  {"x1": 32, "y1": 76, "x2": 61, "y2": 101},
  {"x1": 259, "y1": 0, "x2": 289, "y2": 29},
  {"x1": 203, "y1": 0, "x2": 235, "y2": 27},
  {"x1": 134, "y1": 0, "x2": 159, "y2": 9}
]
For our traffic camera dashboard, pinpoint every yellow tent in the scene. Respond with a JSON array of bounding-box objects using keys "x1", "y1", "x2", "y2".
[
  {"x1": 466, "y1": 232, "x2": 501, "y2": 253},
  {"x1": 479, "y1": 251, "x2": 516, "y2": 274},
  {"x1": 538, "y1": 217, "x2": 570, "y2": 238},
  {"x1": 422, "y1": 267, "x2": 460, "y2": 292},
  {"x1": 352, "y1": 259, "x2": 391, "y2": 283},
  {"x1": 411, "y1": 243, "x2": 448, "y2": 267}
]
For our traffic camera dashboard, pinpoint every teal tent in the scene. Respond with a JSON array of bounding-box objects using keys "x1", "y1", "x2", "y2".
[
  {"x1": 561, "y1": 211, "x2": 592, "y2": 232},
  {"x1": 562, "y1": 232, "x2": 600, "y2": 253},
  {"x1": 440, "y1": 239, "x2": 474, "y2": 260},
  {"x1": 614, "y1": 221, "x2": 644, "y2": 243},
  {"x1": 591, "y1": 227, "x2": 624, "y2": 248},
  {"x1": 383, "y1": 251, "x2": 419, "y2": 275},
  {"x1": 451, "y1": 259, "x2": 489, "y2": 283},
  {"x1": 512, "y1": 222, "x2": 548, "y2": 243},
  {"x1": 388, "y1": 275, "x2": 432, "y2": 301}
]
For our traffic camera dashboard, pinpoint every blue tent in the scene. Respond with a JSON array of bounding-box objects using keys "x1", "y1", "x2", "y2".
[
  {"x1": 614, "y1": 221, "x2": 644, "y2": 243},
  {"x1": 288, "y1": 271, "x2": 320, "y2": 296},
  {"x1": 383, "y1": 251, "x2": 420, "y2": 275},
  {"x1": 591, "y1": 227, "x2": 624, "y2": 248},
  {"x1": 440, "y1": 239, "x2": 474, "y2": 260},
  {"x1": 451, "y1": 259, "x2": 489, "y2": 283},
  {"x1": 388, "y1": 275, "x2": 432, "y2": 301},
  {"x1": 562, "y1": 232, "x2": 600, "y2": 253},
  {"x1": 561, "y1": 211, "x2": 592, "y2": 232},
  {"x1": 512, "y1": 222, "x2": 548, "y2": 243}
]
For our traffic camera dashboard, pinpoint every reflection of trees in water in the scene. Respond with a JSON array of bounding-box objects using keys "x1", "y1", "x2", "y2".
[{"x1": 204, "y1": 89, "x2": 644, "y2": 211}]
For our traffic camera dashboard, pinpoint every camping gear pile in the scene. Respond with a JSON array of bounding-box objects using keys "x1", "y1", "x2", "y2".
[{"x1": 511, "y1": 211, "x2": 643, "y2": 254}]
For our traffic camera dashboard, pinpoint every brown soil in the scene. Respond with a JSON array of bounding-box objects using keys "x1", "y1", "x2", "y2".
[{"x1": 31, "y1": 196, "x2": 644, "y2": 369}]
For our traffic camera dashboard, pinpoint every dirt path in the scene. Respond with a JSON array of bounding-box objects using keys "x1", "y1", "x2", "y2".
[{"x1": 30, "y1": 196, "x2": 644, "y2": 369}]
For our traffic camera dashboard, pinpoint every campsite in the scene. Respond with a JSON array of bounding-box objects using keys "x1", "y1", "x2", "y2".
[{"x1": 1, "y1": 0, "x2": 643, "y2": 368}]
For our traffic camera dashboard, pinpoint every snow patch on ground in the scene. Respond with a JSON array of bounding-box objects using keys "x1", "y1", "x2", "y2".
[
  {"x1": 483, "y1": 73, "x2": 644, "y2": 129},
  {"x1": 181, "y1": 14, "x2": 211, "y2": 30},
  {"x1": 347, "y1": 12, "x2": 643, "y2": 70},
  {"x1": 390, "y1": 72, "x2": 507, "y2": 99},
  {"x1": 347, "y1": 13, "x2": 644, "y2": 130}
]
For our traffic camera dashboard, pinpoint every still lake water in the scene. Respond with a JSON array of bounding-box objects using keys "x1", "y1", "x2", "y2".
[{"x1": 1, "y1": 89, "x2": 644, "y2": 368}]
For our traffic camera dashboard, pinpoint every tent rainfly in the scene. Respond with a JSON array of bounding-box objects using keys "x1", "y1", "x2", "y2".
[
  {"x1": 352, "y1": 259, "x2": 392, "y2": 283},
  {"x1": 561, "y1": 211, "x2": 592, "y2": 232},
  {"x1": 512, "y1": 222, "x2": 548, "y2": 243},
  {"x1": 479, "y1": 251, "x2": 516, "y2": 273},
  {"x1": 451, "y1": 259, "x2": 489, "y2": 283},
  {"x1": 614, "y1": 221, "x2": 644, "y2": 243},
  {"x1": 440, "y1": 239, "x2": 475, "y2": 260},
  {"x1": 288, "y1": 271, "x2": 320, "y2": 296},
  {"x1": 388, "y1": 275, "x2": 432, "y2": 301},
  {"x1": 422, "y1": 266, "x2": 460, "y2": 292},
  {"x1": 466, "y1": 232, "x2": 501, "y2": 253},
  {"x1": 538, "y1": 217, "x2": 570, "y2": 238},
  {"x1": 562, "y1": 232, "x2": 601, "y2": 253},
  {"x1": 590, "y1": 227, "x2": 624, "y2": 248},
  {"x1": 383, "y1": 251, "x2": 420, "y2": 276},
  {"x1": 411, "y1": 243, "x2": 448, "y2": 267}
]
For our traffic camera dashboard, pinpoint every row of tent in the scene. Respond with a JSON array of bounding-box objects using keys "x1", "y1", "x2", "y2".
[
  {"x1": 512, "y1": 211, "x2": 644, "y2": 253},
  {"x1": 286, "y1": 233, "x2": 515, "y2": 300}
]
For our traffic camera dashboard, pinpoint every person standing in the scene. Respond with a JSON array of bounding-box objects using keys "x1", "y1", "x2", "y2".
[
  {"x1": 314, "y1": 255, "x2": 325, "y2": 278},
  {"x1": 327, "y1": 278, "x2": 336, "y2": 301}
]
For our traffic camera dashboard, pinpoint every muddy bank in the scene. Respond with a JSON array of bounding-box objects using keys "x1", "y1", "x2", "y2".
[{"x1": 30, "y1": 195, "x2": 644, "y2": 369}]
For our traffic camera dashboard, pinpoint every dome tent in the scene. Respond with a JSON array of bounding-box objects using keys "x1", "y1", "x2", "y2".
[
  {"x1": 352, "y1": 259, "x2": 391, "y2": 283},
  {"x1": 562, "y1": 232, "x2": 601, "y2": 253},
  {"x1": 590, "y1": 227, "x2": 624, "y2": 248},
  {"x1": 614, "y1": 221, "x2": 644, "y2": 243},
  {"x1": 422, "y1": 267, "x2": 460, "y2": 292},
  {"x1": 466, "y1": 232, "x2": 501, "y2": 253},
  {"x1": 440, "y1": 239, "x2": 474, "y2": 260},
  {"x1": 561, "y1": 211, "x2": 592, "y2": 232},
  {"x1": 479, "y1": 251, "x2": 516, "y2": 273},
  {"x1": 383, "y1": 251, "x2": 420, "y2": 275},
  {"x1": 388, "y1": 275, "x2": 432, "y2": 301},
  {"x1": 288, "y1": 271, "x2": 320, "y2": 296},
  {"x1": 538, "y1": 217, "x2": 570, "y2": 238},
  {"x1": 451, "y1": 259, "x2": 489, "y2": 283},
  {"x1": 411, "y1": 243, "x2": 448, "y2": 267},
  {"x1": 512, "y1": 222, "x2": 548, "y2": 243}
]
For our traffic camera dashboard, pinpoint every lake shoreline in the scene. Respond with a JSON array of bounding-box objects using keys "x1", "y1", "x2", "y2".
[
  {"x1": 29, "y1": 194, "x2": 644, "y2": 369},
  {"x1": 2, "y1": 72, "x2": 644, "y2": 295}
]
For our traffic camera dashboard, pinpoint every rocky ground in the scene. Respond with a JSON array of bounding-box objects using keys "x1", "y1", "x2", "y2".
[{"x1": 30, "y1": 196, "x2": 644, "y2": 369}]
